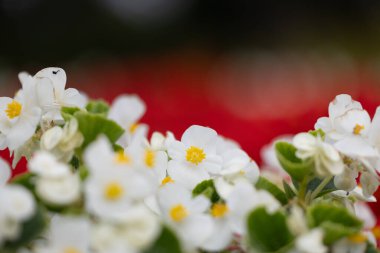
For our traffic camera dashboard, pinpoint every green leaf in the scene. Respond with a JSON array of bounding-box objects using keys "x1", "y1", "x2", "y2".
[
  {"x1": 255, "y1": 177, "x2": 288, "y2": 205},
  {"x1": 144, "y1": 226, "x2": 182, "y2": 253},
  {"x1": 365, "y1": 242, "x2": 380, "y2": 253},
  {"x1": 61, "y1": 107, "x2": 81, "y2": 121},
  {"x1": 3, "y1": 204, "x2": 47, "y2": 251},
  {"x1": 275, "y1": 142, "x2": 313, "y2": 182},
  {"x1": 247, "y1": 207, "x2": 294, "y2": 253},
  {"x1": 307, "y1": 177, "x2": 337, "y2": 198},
  {"x1": 86, "y1": 100, "x2": 110, "y2": 115},
  {"x1": 192, "y1": 179, "x2": 220, "y2": 203},
  {"x1": 11, "y1": 173, "x2": 36, "y2": 192},
  {"x1": 74, "y1": 111, "x2": 124, "y2": 147},
  {"x1": 307, "y1": 203, "x2": 363, "y2": 245},
  {"x1": 283, "y1": 180, "x2": 296, "y2": 199}
]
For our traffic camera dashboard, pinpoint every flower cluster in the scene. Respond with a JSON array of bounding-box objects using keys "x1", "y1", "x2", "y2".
[{"x1": 0, "y1": 68, "x2": 379, "y2": 253}]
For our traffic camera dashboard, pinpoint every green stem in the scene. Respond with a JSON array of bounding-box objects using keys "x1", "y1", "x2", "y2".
[
  {"x1": 298, "y1": 177, "x2": 309, "y2": 202},
  {"x1": 310, "y1": 176, "x2": 333, "y2": 200}
]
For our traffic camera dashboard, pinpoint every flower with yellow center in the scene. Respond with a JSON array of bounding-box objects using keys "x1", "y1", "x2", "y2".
[
  {"x1": 104, "y1": 182, "x2": 124, "y2": 201},
  {"x1": 353, "y1": 124, "x2": 365, "y2": 135},
  {"x1": 114, "y1": 150, "x2": 131, "y2": 164},
  {"x1": 129, "y1": 123, "x2": 139, "y2": 134},
  {"x1": 161, "y1": 176, "x2": 174, "y2": 186},
  {"x1": 5, "y1": 100, "x2": 22, "y2": 119},
  {"x1": 211, "y1": 203, "x2": 229, "y2": 218},
  {"x1": 64, "y1": 247, "x2": 82, "y2": 253},
  {"x1": 170, "y1": 204, "x2": 188, "y2": 222},
  {"x1": 347, "y1": 233, "x2": 368, "y2": 244},
  {"x1": 186, "y1": 146, "x2": 206, "y2": 165},
  {"x1": 144, "y1": 149, "x2": 155, "y2": 168}
]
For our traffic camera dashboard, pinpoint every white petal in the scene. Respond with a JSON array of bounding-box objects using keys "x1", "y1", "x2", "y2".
[
  {"x1": 334, "y1": 109, "x2": 371, "y2": 136},
  {"x1": 108, "y1": 95, "x2": 146, "y2": 127},
  {"x1": 34, "y1": 67, "x2": 66, "y2": 94},
  {"x1": 180, "y1": 214, "x2": 214, "y2": 248},
  {"x1": 181, "y1": 125, "x2": 218, "y2": 153},
  {"x1": 201, "y1": 219, "x2": 233, "y2": 251},
  {"x1": 0, "y1": 158, "x2": 11, "y2": 185},
  {"x1": 334, "y1": 136, "x2": 378, "y2": 158},
  {"x1": 167, "y1": 160, "x2": 210, "y2": 190}
]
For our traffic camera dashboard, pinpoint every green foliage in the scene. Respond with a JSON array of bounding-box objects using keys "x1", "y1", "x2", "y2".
[
  {"x1": 61, "y1": 106, "x2": 81, "y2": 121},
  {"x1": 74, "y1": 111, "x2": 124, "y2": 147},
  {"x1": 11, "y1": 173, "x2": 36, "y2": 192},
  {"x1": 256, "y1": 177, "x2": 288, "y2": 205},
  {"x1": 247, "y1": 207, "x2": 294, "y2": 253},
  {"x1": 365, "y1": 242, "x2": 380, "y2": 253},
  {"x1": 192, "y1": 179, "x2": 220, "y2": 203},
  {"x1": 3, "y1": 204, "x2": 46, "y2": 251},
  {"x1": 144, "y1": 226, "x2": 182, "y2": 253},
  {"x1": 275, "y1": 142, "x2": 313, "y2": 182},
  {"x1": 307, "y1": 203, "x2": 363, "y2": 245},
  {"x1": 86, "y1": 100, "x2": 110, "y2": 115},
  {"x1": 307, "y1": 177, "x2": 337, "y2": 198},
  {"x1": 283, "y1": 180, "x2": 296, "y2": 199}
]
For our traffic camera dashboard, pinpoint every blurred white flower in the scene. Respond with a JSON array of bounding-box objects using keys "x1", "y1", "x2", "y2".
[
  {"x1": 108, "y1": 95, "x2": 148, "y2": 147},
  {"x1": 157, "y1": 183, "x2": 213, "y2": 251},
  {"x1": 35, "y1": 215, "x2": 90, "y2": 253},
  {"x1": 167, "y1": 125, "x2": 223, "y2": 190},
  {"x1": 293, "y1": 229, "x2": 327, "y2": 253},
  {"x1": 29, "y1": 151, "x2": 70, "y2": 178},
  {"x1": 293, "y1": 133, "x2": 344, "y2": 177},
  {"x1": 0, "y1": 157, "x2": 11, "y2": 185}
]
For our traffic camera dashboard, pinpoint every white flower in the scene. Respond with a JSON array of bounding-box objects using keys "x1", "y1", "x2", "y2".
[
  {"x1": 31, "y1": 67, "x2": 87, "y2": 122},
  {"x1": 35, "y1": 215, "x2": 90, "y2": 253},
  {"x1": 315, "y1": 94, "x2": 366, "y2": 142},
  {"x1": 293, "y1": 229, "x2": 327, "y2": 253},
  {"x1": 223, "y1": 181, "x2": 280, "y2": 235},
  {"x1": 40, "y1": 118, "x2": 84, "y2": 162},
  {"x1": 0, "y1": 158, "x2": 11, "y2": 186},
  {"x1": 157, "y1": 183, "x2": 213, "y2": 251},
  {"x1": 167, "y1": 125, "x2": 223, "y2": 190},
  {"x1": 0, "y1": 75, "x2": 41, "y2": 151},
  {"x1": 28, "y1": 151, "x2": 71, "y2": 179},
  {"x1": 108, "y1": 95, "x2": 148, "y2": 147},
  {"x1": 36, "y1": 173, "x2": 81, "y2": 206},
  {"x1": 91, "y1": 205, "x2": 160, "y2": 253},
  {"x1": 0, "y1": 185, "x2": 35, "y2": 244},
  {"x1": 331, "y1": 233, "x2": 372, "y2": 253},
  {"x1": 293, "y1": 133, "x2": 344, "y2": 177},
  {"x1": 149, "y1": 131, "x2": 175, "y2": 152},
  {"x1": 287, "y1": 205, "x2": 308, "y2": 236}
]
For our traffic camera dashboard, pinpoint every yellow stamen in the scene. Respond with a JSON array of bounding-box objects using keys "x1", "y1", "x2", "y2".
[
  {"x1": 170, "y1": 204, "x2": 188, "y2": 222},
  {"x1": 115, "y1": 151, "x2": 131, "y2": 164},
  {"x1": 161, "y1": 176, "x2": 174, "y2": 186},
  {"x1": 5, "y1": 100, "x2": 22, "y2": 119},
  {"x1": 144, "y1": 149, "x2": 155, "y2": 168},
  {"x1": 104, "y1": 182, "x2": 124, "y2": 201},
  {"x1": 353, "y1": 124, "x2": 365, "y2": 135},
  {"x1": 211, "y1": 203, "x2": 229, "y2": 218},
  {"x1": 348, "y1": 233, "x2": 367, "y2": 244},
  {"x1": 64, "y1": 247, "x2": 81, "y2": 253},
  {"x1": 186, "y1": 146, "x2": 206, "y2": 165},
  {"x1": 129, "y1": 123, "x2": 139, "y2": 133},
  {"x1": 372, "y1": 226, "x2": 380, "y2": 240}
]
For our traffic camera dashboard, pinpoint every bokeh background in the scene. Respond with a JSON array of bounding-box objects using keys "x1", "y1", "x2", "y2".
[{"x1": 2, "y1": 1, "x2": 380, "y2": 212}]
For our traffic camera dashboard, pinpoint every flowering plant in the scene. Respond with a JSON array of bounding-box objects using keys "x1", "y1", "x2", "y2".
[{"x1": 0, "y1": 67, "x2": 379, "y2": 253}]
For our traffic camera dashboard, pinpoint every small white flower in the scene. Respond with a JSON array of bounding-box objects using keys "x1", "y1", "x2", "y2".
[
  {"x1": 0, "y1": 184, "x2": 35, "y2": 221},
  {"x1": 28, "y1": 151, "x2": 71, "y2": 179},
  {"x1": 0, "y1": 76, "x2": 41, "y2": 151},
  {"x1": 157, "y1": 183, "x2": 213, "y2": 251},
  {"x1": 293, "y1": 133, "x2": 344, "y2": 177},
  {"x1": 36, "y1": 173, "x2": 81, "y2": 206},
  {"x1": 331, "y1": 233, "x2": 370, "y2": 253},
  {"x1": 293, "y1": 229, "x2": 327, "y2": 253},
  {"x1": 167, "y1": 125, "x2": 223, "y2": 190},
  {"x1": 32, "y1": 67, "x2": 87, "y2": 122},
  {"x1": 149, "y1": 131, "x2": 175, "y2": 152},
  {"x1": 35, "y1": 215, "x2": 90, "y2": 253},
  {"x1": 287, "y1": 205, "x2": 308, "y2": 236},
  {"x1": 108, "y1": 94, "x2": 148, "y2": 147}
]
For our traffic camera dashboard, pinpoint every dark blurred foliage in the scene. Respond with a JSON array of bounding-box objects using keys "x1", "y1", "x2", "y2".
[{"x1": 2, "y1": 0, "x2": 380, "y2": 68}]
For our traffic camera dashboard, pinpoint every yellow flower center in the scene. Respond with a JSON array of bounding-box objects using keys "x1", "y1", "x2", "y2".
[
  {"x1": 63, "y1": 247, "x2": 81, "y2": 253},
  {"x1": 115, "y1": 151, "x2": 131, "y2": 164},
  {"x1": 5, "y1": 100, "x2": 22, "y2": 119},
  {"x1": 348, "y1": 233, "x2": 367, "y2": 244},
  {"x1": 170, "y1": 204, "x2": 188, "y2": 222},
  {"x1": 161, "y1": 176, "x2": 174, "y2": 186},
  {"x1": 144, "y1": 149, "x2": 155, "y2": 168},
  {"x1": 186, "y1": 146, "x2": 206, "y2": 165},
  {"x1": 211, "y1": 203, "x2": 229, "y2": 218},
  {"x1": 353, "y1": 124, "x2": 365, "y2": 135},
  {"x1": 372, "y1": 226, "x2": 380, "y2": 240},
  {"x1": 129, "y1": 123, "x2": 139, "y2": 133},
  {"x1": 104, "y1": 182, "x2": 124, "y2": 201}
]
